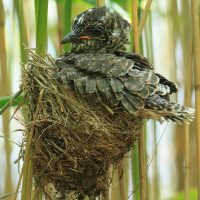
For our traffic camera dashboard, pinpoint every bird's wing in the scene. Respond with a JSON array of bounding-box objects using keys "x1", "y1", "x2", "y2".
[
  {"x1": 55, "y1": 53, "x2": 174, "y2": 114},
  {"x1": 114, "y1": 50, "x2": 154, "y2": 70},
  {"x1": 115, "y1": 50, "x2": 178, "y2": 98},
  {"x1": 155, "y1": 73, "x2": 178, "y2": 94}
]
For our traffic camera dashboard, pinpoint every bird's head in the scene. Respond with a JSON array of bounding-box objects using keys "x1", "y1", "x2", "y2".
[{"x1": 61, "y1": 7, "x2": 130, "y2": 53}]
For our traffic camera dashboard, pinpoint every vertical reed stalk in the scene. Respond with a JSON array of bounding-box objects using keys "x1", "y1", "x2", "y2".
[
  {"x1": 138, "y1": 0, "x2": 153, "y2": 36},
  {"x1": 34, "y1": 2, "x2": 48, "y2": 198},
  {"x1": 20, "y1": 90, "x2": 44, "y2": 200},
  {"x1": 138, "y1": 128, "x2": 146, "y2": 200},
  {"x1": 20, "y1": 1, "x2": 48, "y2": 199},
  {"x1": 132, "y1": 146, "x2": 140, "y2": 200},
  {"x1": 184, "y1": 48, "x2": 193, "y2": 200},
  {"x1": 102, "y1": 189, "x2": 109, "y2": 200},
  {"x1": 129, "y1": 1, "x2": 140, "y2": 199},
  {"x1": 132, "y1": 0, "x2": 139, "y2": 53},
  {"x1": 132, "y1": 1, "x2": 146, "y2": 199},
  {"x1": 153, "y1": 122, "x2": 159, "y2": 199},
  {"x1": 34, "y1": 0, "x2": 39, "y2": 27},
  {"x1": 96, "y1": 0, "x2": 105, "y2": 7},
  {"x1": 117, "y1": 159, "x2": 127, "y2": 200},
  {"x1": 14, "y1": 0, "x2": 28, "y2": 63},
  {"x1": 191, "y1": 0, "x2": 200, "y2": 199},
  {"x1": 110, "y1": 167, "x2": 121, "y2": 200},
  {"x1": 142, "y1": 39, "x2": 159, "y2": 199},
  {"x1": 10, "y1": 1, "x2": 29, "y2": 198},
  {"x1": 167, "y1": 1, "x2": 188, "y2": 196},
  {"x1": 63, "y1": 0, "x2": 72, "y2": 52},
  {"x1": 0, "y1": 0, "x2": 13, "y2": 196},
  {"x1": 36, "y1": 0, "x2": 48, "y2": 56},
  {"x1": 143, "y1": 11, "x2": 159, "y2": 199},
  {"x1": 182, "y1": 1, "x2": 193, "y2": 199},
  {"x1": 21, "y1": 123, "x2": 33, "y2": 199},
  {"x1": 56, "y1": 1, "x2": 64, "y2": 53}
]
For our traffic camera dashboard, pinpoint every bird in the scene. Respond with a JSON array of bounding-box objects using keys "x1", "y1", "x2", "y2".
[{"x1": 55, "y1": 6, "x2": 195, "y2": 123}]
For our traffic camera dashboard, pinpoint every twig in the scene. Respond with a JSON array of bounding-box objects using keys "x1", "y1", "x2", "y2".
[
  {"x1": 138, "y1": 0, "x2": 153, "y2": 36},
  {"x1": 0, "y1": 89, "x2": 23, "y2": 115}
]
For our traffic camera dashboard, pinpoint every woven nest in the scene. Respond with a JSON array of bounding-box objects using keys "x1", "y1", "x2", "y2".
[{"x1": 21, "y1": 50, "x2": 143, "y2": 200}]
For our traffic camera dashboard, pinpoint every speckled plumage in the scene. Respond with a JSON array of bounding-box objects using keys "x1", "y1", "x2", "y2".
[
  {"x1": 56, "y1": 7, "x2": 195, "y2": 123},
  {"x1": 61, "y1": 7, "x2": 130, "y2": 54}
]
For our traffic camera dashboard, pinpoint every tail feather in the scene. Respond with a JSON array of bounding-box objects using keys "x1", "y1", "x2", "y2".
[{"x1": 146, "y1": 95, "x2": 195, "y2": 123}]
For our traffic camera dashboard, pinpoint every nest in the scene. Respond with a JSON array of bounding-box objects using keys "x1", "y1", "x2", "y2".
[{"x1": 21, "y1": 50, "x2": 143, "y2": 200}]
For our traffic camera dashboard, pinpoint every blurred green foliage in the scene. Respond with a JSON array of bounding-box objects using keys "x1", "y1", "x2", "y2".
[{"x1": 166, "y1": 188, "x2": 197, "y2": 200}]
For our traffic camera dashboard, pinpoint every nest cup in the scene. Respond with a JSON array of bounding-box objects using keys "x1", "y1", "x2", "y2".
[{"x1": 22, "y1": 50, "x2": 143, "y2": 199}]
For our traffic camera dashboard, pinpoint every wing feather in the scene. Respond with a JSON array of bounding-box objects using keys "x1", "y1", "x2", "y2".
[
  {"x1": 55, "y1": 53, "x2": 176, "y2": 114},
  {"x1": 110, "y1": 78, "x2": 124, "y2": 92},
  {"x1": 121, "y1": 96, "x2": 138, "y2": 114},
  {"x1": 86, "y1": 77, "x2": 97, "y2": 94}
]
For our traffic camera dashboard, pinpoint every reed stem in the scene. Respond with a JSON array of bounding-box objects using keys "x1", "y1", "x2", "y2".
[
  {"x1": 182, "y1": 1, "x2": 193, "y2": 199},
  {"x1": 118, "y1": 159, "x2": 127, "y2": 200},
  {"x1": 36, "y1": 0, "x2": 48, "y2": 56},
  {"x1": 138, "y1": 0, "x2": 153, "y2": 36},
  {"x1": 56, "y1": 1, "x2": 64, "y2": 53},
  {"x1": 14, "y1": 0, "x2": 28, "y2": 63},
  {"x1": 138, "y1": 129, "x2": 146, "y2": 200},
  {"x1": 63, "y1": 0, "x2": 72, "y2": 52},
  {"x1": 132, "y1": 1, "x2": 146, "y2": 199},
  {"x1": 191, "y1": 0, "x2": 200, "y2": 199},
  {"x1": 0, "y1": 0, "x2": 13, "y2": 195},
  {"x1": 96, "y1": 0, "x2": 105, "y2": 7},
  {"x1": 132, "y1": 0, "x2": 139, "y2": 53}
]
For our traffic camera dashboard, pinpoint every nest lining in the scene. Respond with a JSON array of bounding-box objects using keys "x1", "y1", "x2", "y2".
[{"x1": 21, "y1": 50, "x2": 143, "y2": 199}]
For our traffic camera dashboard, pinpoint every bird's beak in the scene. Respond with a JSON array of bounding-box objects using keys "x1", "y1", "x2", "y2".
[{"x1": 61, "y1": 31, "x2": 76, "y2": 44}]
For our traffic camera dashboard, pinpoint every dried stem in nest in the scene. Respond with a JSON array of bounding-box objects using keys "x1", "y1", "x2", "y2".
[{"x1": 21, "y1": 50, "x2": 143, "y2": 199}]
